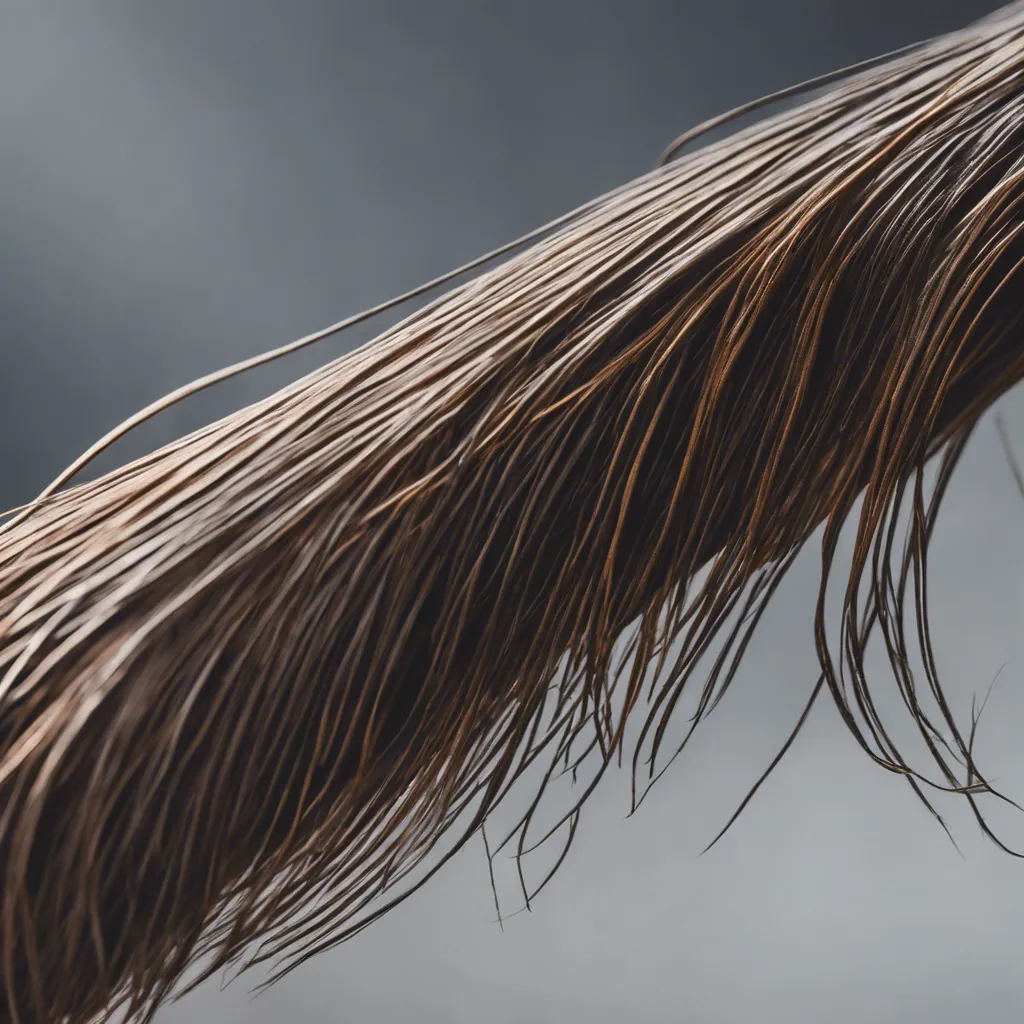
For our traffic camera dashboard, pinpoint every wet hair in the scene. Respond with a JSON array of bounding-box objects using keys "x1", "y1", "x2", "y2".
[{"x1": 2, "y1": 4, "x2": 1024, "y2": 1021}]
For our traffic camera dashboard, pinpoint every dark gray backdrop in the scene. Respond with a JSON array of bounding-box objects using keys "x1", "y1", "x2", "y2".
[{"x1": 3, "y1": 2, "x2": 1024, "y2": 1021}]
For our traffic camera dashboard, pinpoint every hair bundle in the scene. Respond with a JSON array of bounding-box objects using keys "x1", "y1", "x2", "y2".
[{"x1": 3, "y1": 4, "x2": 1024, "y2": 1022}]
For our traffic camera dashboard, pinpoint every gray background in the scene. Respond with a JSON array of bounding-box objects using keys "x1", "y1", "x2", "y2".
[{"x1": 3, "y1": 1, "x2": 1024, "y2": 1021}]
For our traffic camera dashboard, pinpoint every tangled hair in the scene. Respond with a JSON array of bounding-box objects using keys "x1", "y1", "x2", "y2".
[{"x1": 3, "y1": 3, "x2": 1024, "y2": 1021}]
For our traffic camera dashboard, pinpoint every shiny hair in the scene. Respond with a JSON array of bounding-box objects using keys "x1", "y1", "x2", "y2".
[{"x1": 2, "y1": 4, "x2": 1024, "y2": 1021}]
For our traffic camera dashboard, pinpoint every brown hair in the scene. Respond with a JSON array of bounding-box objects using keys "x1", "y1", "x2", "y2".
[{"x1": 2, "y1": 3, "x2": 1024, "y2": 1021}]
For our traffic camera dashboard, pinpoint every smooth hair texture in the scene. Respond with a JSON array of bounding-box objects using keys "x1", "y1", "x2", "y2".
[{"x1": 3, "y1": 4, "x2": 1024, "y2": 1022}]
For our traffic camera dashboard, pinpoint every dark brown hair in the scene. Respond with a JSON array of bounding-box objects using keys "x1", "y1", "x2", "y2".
[{"x1": 2, "y1": 3, "x2": 1024, "y2": 1021}]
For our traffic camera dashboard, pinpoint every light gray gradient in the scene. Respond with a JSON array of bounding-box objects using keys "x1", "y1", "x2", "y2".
[{"x1": 1, "y1": 2, "x2": 1022, "y2": 1021}]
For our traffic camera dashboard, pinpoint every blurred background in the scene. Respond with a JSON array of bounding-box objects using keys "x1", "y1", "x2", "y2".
[{"x1": 2, "y1": 1, "x2": 1023, "y2": 1021}]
